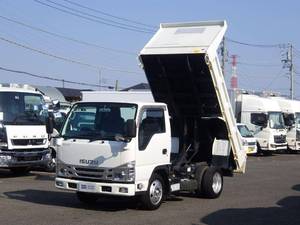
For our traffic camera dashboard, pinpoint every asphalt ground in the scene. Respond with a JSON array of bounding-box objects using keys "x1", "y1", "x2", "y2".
[{"x1": 1, "y1": 153, "x2": 300, "y2": 225}]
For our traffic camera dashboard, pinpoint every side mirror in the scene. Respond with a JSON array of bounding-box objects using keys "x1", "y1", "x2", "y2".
[
  {"x1": 124, "y1": 119, "x2": 136, "y2": 138},
  {"x1": 52, "y1": 100, "x2": 61, "y2": 111},
  {"x1": 46, "y1": 116, "x2": 54, "y2": 134}
]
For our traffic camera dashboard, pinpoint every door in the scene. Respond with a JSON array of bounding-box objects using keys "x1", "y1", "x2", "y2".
[{"x1": 135, "y1": 107, "x2": 171, "y2": 182}]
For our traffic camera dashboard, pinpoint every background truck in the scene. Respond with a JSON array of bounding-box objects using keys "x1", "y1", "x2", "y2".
[
  {"x1": 0, "y1": 83, "x2": 51, "y2": 173},
  {"x1": 235, "y1": 93, "x2": 287, "y2": 154},
  {"x1": 271, "y1": 97, "x2": 300, "y2": 152},
  {"x1": 54, "y1": 20, "x2": 246, "y2": 210}
]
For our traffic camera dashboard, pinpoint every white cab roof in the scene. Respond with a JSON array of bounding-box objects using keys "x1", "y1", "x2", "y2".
[
  {"x1": 270, "y1": 97, "x2": 300, "y2": 114},
  {"x1": 81, "y1": 91, "x2": 155, "y2": 105},
  {"x1": 240, "y1": 94, "x2": 281, "y2": 112}
]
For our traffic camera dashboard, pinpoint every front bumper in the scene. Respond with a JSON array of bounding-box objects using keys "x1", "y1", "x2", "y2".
[
  {"x1": 264, "y1": 143, "x2": 287, "y2": 151},
  {"x1": 55, "y1": 177, "x2": 136, "y2": 196},
  {"x1": 246, "y1": 145, "x2": 257, "y2": 154},
  {"x1": 0, "y1": 149, "x2": 50, "y2": 167}
]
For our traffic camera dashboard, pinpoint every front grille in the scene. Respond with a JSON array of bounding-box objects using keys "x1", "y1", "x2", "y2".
[
  {"x1": 16, "y1": 155, "x2": 42, "y2": 161},
  {"x1": 6, "y1": 148, "x2": 47, "y2": 152},
  {"x1": 12, "y1": 139, "x2": 46, "y2": 146},
  {"x1": 247, "y1": 142, "x2": 256, "y2": 146},
  {"x1": 297, "y1": 130, "x2": 300, "y2": 141},
  {"x1": 274, "y1": 135, "x2": 286, "y2": 144},
  {"x1": 71, "y1": 166, "x2": 114, "y2": 181}
]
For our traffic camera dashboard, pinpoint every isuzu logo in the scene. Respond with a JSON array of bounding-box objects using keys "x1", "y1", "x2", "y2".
[{"x1": 79, "y1": 159, "x2": 99, "y2": 165}]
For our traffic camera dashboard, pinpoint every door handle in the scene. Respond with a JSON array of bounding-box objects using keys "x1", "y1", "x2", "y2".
[{"x1": 162, "y1": 149, "x2": 167, "y2": 155}]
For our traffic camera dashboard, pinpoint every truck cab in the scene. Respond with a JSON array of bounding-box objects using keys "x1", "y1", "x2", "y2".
[
  {"x1": 236, "y1": 94, "x2": 287, "y2": 153},
  {"x1": 55, "y1": 21, "x2": 246, "y2": 210},
  {"x1": 0, "y1": 84, "x2": 51, "y2": 173},
  {"x1": 271, "y1": 97, "x2": 300, "y2": 151}
]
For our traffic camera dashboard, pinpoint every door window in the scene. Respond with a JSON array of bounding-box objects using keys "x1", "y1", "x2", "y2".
[{"x1": 138, "y1": 108, "x2": 165, "y2": 150}]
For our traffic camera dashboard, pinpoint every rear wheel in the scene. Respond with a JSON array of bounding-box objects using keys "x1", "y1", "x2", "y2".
[
  {"x1": 201, "y1": 167, "x2": 223, "y2": 198},
  {"x1": 76, "y1": 192, "x2": 99, "y2": 204},
  {"x1": 195, "y1": 164, "x2": 208, "y2": 196},
  {"x1": 140, "y1": 174, "x2": 165, "y2": 210}
]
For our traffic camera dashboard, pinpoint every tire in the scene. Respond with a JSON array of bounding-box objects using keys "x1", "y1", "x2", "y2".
[
  {"x1": 140, "y1": 174, "x2": 165, "y2": 210},
  {"x1": 10, "y1": 167, "x2": 30, "y2": 175},
  {"x1": 195, "y1": 164, "x2": 208, "y2": 196},
  {"x1": 45, "y1": 157, "x2": 56, "y2": 172},
  {"x1": 201, "y1": 166, "x2": 223, "y2": 199},
  {"x1": 76, "y1": 192, "x2": 99, "y2": 204}
]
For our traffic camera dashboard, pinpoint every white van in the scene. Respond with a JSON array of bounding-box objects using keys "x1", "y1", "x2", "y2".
[{"x1": 237, "y1": 123, "x2": 257, "y2": 155}]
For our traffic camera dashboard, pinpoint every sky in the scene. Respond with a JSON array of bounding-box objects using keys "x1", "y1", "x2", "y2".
[{"x1": 0, "y1": 0, "x2": 299, "y2": 97}]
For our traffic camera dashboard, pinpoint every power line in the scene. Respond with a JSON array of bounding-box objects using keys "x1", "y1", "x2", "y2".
[
  {"x1": 62, "y1": 0, "x2": 156, "y2": 29},
  {"x1": 0, "y1": 66, "x2": 114, "y2": 89},
  {"x1": 0, "y1": 14, "x2": 137, "y2": 56},
  {"x1": 264, "y1": 68, "x2": 285, "y2": 90},
  {"x1": 33, "y1": 0, "x2": 154, "y2": 34},
  {"x1": 0, "y1": 35, "x2": 142, "y2": 75},
  {"x1": 238, "y1": 61, "x2": 281, "y2": 67},
  {"x1": 43, "y1": 0, "x2": 155, "y2": 32},
  {"x1": 226, "y1": 37, "x2": 281, "y2": 48}
]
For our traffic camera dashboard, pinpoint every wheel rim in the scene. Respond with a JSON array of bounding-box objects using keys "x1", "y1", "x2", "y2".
[
  {"x1": 149, "y1": 179, "x2": 163, "y2": 205},
  {"x1": 212, "y1": 172, "x2": 222, "y2": 194}
]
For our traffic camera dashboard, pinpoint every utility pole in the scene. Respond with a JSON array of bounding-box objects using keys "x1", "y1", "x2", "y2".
[
  {"x1": 115, "y1": 80, "x2": 119, "y2": 91},
  {"x1": 62, "y1": 79, "x2": 65, "y2": 88},
  {"x1": 290, "y1": 44, "x2": 294, "y2": 99},
  {"x1": 281, "y1": 43, "x2": 294, "y2": 99}
]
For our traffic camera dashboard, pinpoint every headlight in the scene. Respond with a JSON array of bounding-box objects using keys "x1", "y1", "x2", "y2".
[
  {"x1": 242, "y1": 139, "x2": 248, "y2": 146},
  {"x1": 56, "y1": 160, "x2": 73, "y2": 178},
  {"x1": 0, "y1": 127, "x2": 8, "y2": 149},
  {"x1": 112, "y1": 161, "x2": 135, "y2": 182}
]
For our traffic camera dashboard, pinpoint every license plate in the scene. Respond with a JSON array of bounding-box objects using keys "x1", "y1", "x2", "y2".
[
  {"x1": 247, "y1": 147, "x2": 255, "y2": 153},
  {"x1": 79, "y1": 183, "x2": 96, "y2": 192}
]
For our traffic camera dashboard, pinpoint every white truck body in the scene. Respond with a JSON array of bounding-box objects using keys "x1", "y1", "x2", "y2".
[
  {"x1": 55, "y1": 21, "x2": 246, "y2": 209},
  {"x1": 271, "y1": 97, "x2": 300, "y2": 151},
  {"x1": 0, "y1": 84, "x2": 50, "y2": 169},
  {"x1": 236, "y1": 94, "x2": 287, "y2": 152}
]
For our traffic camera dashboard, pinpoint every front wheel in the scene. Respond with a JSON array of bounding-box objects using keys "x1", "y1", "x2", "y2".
[
  {"x1": 201, "y1": 167, "x2": 223, "y2": 198},
  {"x1": 140, "y1": 174, "x2": 165, "y2": 210}
]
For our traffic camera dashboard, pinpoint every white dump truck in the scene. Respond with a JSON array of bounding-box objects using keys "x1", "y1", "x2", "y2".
[
  {"x1": 236, "y1": 94, "x2": 287, "y2": 154},
  {"x1": 271, "y1": 97, "x2": 300, "y2": 151},
  {"x1": 0, "y1": 83, "x2": 52, "y2": 173},
  {"x1": 54, "y1": 21, "x2": 246, "y2": 210}
]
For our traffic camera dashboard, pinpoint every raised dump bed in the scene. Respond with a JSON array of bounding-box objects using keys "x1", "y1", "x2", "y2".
[{"x1": 140, "y1": 21, "x2": 246, "y2": 172}]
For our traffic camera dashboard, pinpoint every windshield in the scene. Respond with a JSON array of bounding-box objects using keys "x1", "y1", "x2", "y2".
[
  {"x1": 268, "y1": 112, "x2": 285, "y2": 129},
  {"x1": 61, "y1": 103, "x2": 137, "y2": 140},
  {"x1": 237, "y1": 124, "x2": 253, "y2": 137},
  {"x1": 295, "y1": 113, "x2": 300, "y2": 129},
  {"x1": 0, "y1": 92, "x2": 48, "y2": 125}
]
